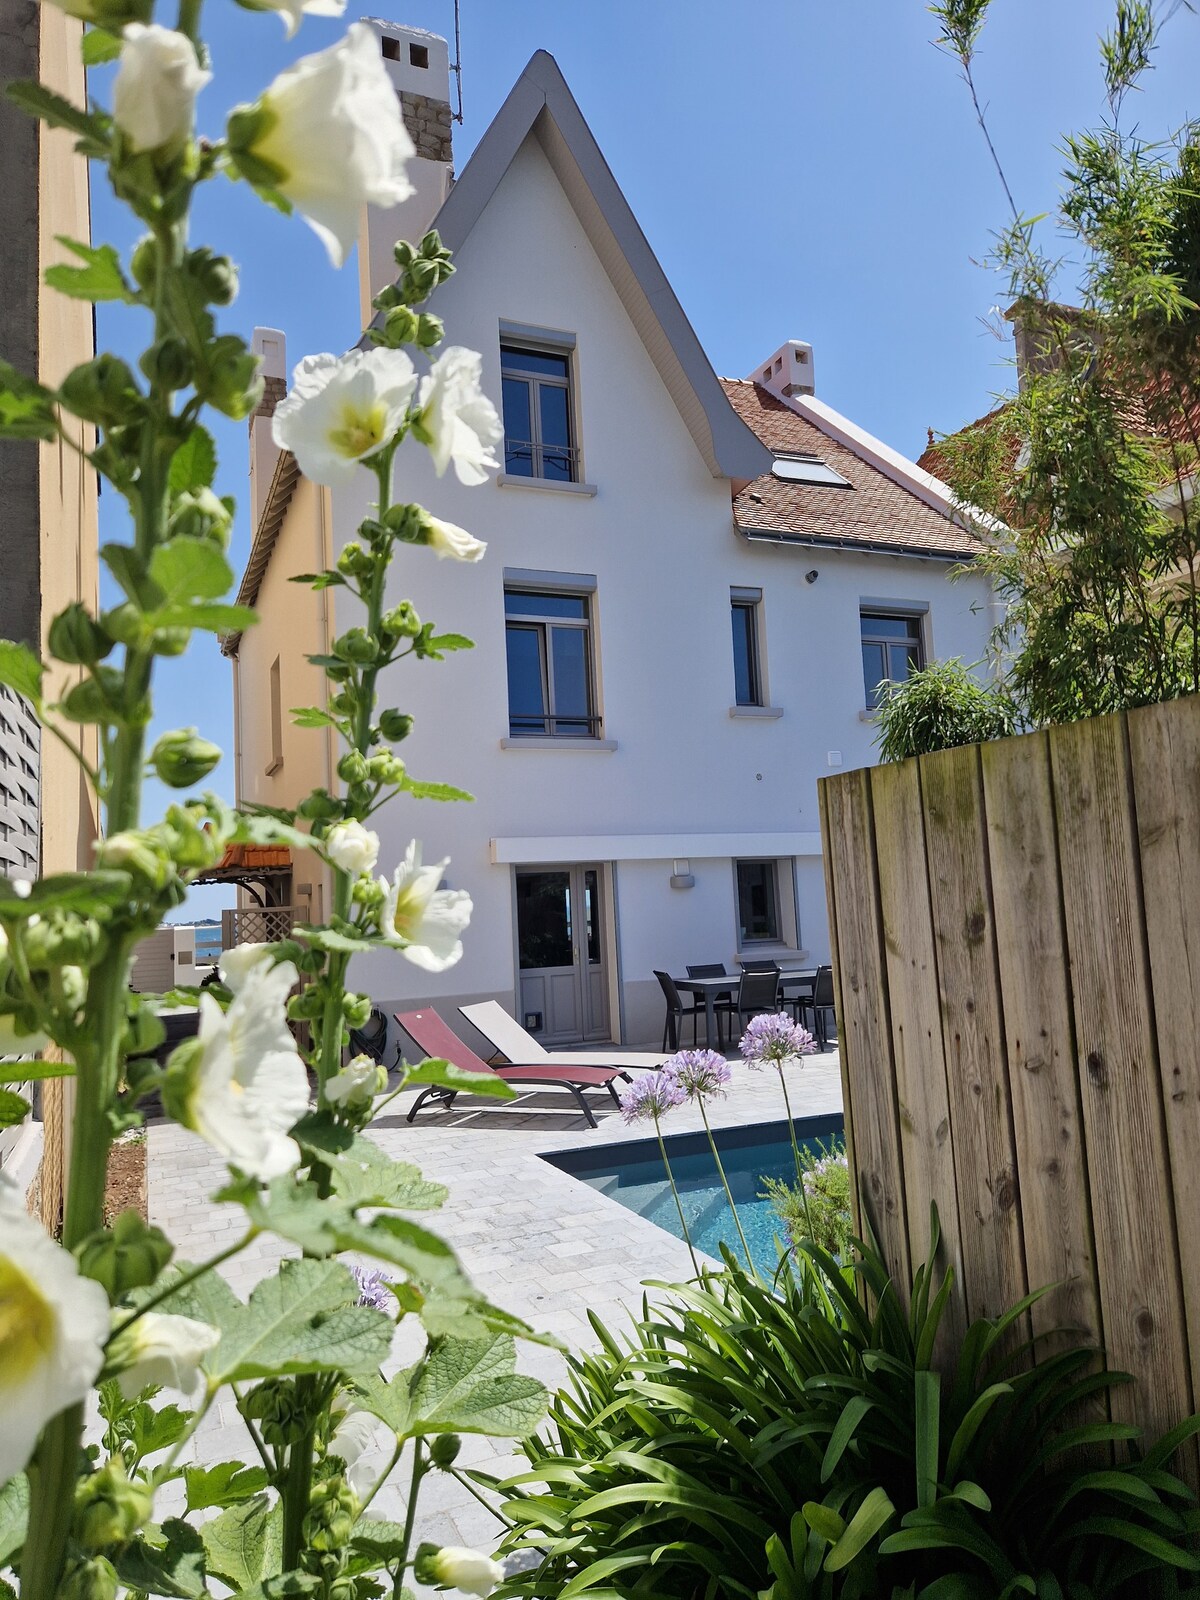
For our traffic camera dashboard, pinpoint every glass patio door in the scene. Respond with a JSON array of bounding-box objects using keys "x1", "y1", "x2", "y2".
[{"x1": 515, "y1": 865, "x2": 608, "y2": 1044}]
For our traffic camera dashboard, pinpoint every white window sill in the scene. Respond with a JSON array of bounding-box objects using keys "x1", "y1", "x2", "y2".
[
  {"x1": 496, "y1": 473, "x2": 598, "y2": 497},
  {"x1": 729, "y1": 705, "x2": 784, "y2": 720},
  {"x1": 500, "y1": 736, "x2": 617, "y2": 752},
  {"x1": 858, "y1": 708, "x2": 879, "y2": 723},
  {"x1": 736, "y1": 947, "x2": 810, "y2": 965}
]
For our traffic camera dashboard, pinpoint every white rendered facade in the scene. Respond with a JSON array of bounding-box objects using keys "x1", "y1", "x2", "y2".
[{"x1": 235, "y1": 33, "x2": 997, "y2": 1049}]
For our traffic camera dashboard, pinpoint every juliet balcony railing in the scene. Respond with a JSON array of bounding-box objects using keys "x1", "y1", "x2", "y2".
[{"x1": 502, "y1": 439, "x2": 580, "y2": 483}]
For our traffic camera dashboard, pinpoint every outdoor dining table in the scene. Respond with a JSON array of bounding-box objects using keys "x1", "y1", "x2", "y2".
[{"x1": 673, "y1": 970, "x2": 818, "y2": 1050}]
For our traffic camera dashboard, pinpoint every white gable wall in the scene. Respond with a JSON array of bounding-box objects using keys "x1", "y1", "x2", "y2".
[{"x1": 329, "y1": 130, "x2": 995, "y2": 1047}]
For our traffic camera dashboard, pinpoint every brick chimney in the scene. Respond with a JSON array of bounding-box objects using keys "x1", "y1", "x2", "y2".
[
  {"x1": 357, "y1": 19, "x2": 454, "y2": 327},
  {"x1": 249, "y1": 327, "x2": 286, "y2": 533}
]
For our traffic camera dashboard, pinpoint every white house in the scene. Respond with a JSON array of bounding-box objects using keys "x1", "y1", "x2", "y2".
[{"x1": 225, "y1": 26, "x2": 995, "y2": 1049}]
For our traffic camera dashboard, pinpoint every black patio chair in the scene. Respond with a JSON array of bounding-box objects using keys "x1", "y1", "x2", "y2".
[
  {"x1": 718, "y1": 965, "x2": 781, "y2": 1040},
  {"x1": 799, "y1": 965, "x2": 837, "y2": 1049},
  {"x1": 654, "y1": 970, "x2": 704, "y2": 1052},
  {"x1": 687, "y1": 963, "x2": 734, "y2": 1047}
]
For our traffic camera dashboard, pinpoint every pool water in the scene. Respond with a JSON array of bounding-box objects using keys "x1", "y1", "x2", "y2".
[{"x1": 541, "y1": 1114, "x2": 845, "y2": 1277}]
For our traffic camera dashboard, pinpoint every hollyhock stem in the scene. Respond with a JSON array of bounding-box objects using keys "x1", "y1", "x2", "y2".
[{"x1": 655, "y1": 1115, "x2": 700, "y2": 1276}]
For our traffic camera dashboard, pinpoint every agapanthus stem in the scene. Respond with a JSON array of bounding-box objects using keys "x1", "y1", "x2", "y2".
[
  {"x1": 655, "y1": 1117, "x2": 699, "y2": 1276},
  {"x1": 778, "y1": 1068, "x2": 816, "y2": 1242},
  {"x1": 697, "y1": 1099, "x2": 755, "y2": 1275}
]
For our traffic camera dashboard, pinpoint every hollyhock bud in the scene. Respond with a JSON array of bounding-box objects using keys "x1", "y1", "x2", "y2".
[
  {"x1": 151, "y1": 727, "x2": 222, "y2": 788},
  {"x1": 112, "y1": 25, "x2": 210, "y2": 155}
]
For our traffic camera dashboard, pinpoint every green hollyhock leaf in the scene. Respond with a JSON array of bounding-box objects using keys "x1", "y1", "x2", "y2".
[
  {"x1": 0, "y1": 869, "x2": 131, "y2": 919},
  {"x1": 7, "y1": 80, "x2": 108, "y2": 143},
  {"x1": 0, "y1": 1091, "x2": 31, "y2": 1128},
  {"x1": 399, "y1": 777, "x2": 473, "y2": 802},
  {"x1": 157, "y1": 602, "x2": 259, "y2": 634},
  {"x1": 0, "y1": 1058, "x2": 73, "y2": 1085},
  {"x1": 292, "y1": 1117, "x2": 447, "y2": 1210},
  {"x1": 115, "y1": 1519, "x2": 207, "y2": 1599},
  {"x1": 0, "y1": 1475, "x2": 28, "y2": 1566},
  {"x1": 81, "y1": 28, "x2": 122, "y2": 65},
  {"x1": 232, "y1": 1576, "x2": 320, "y2": 1600},
  {"x1": 0, "y1": 640, "x2": 43, "y2": 704},
  {"x1": 289, "y1": 706, "x2": 340, "y2": 729},
  {"x1": 401, "y1": 1058, "x2": 517, "y2": 1102},
  {"x1": 149, "y1": 539, "x2": 233, "y2": 604},
  {"x1": 412, "y1": 1334, "x2": 547, "y2": 1437},
  {"x1": 206, "y1": 1257, "x2": 392, "y2": 1383},
  {"x1": 201, "y1": 1496, "x2": 281, "y2": 1591},
  {"x1": 45, "y1": 237, "x2": 135, "y2": 304},
  {"x1": 183, "y1": 1461, "x2": 270, "y2": 1513},
  {"x1": 349, "y1": 1374, "x2": 414, "y2": 1439},
  {"x1": 0, "y1": 361, "x2": 58, "y2": 442},
  {"x1": 167, "y1": 425, "x2": 217, "y2": 494}
]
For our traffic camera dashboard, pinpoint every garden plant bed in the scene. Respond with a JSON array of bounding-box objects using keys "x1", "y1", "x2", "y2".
[{"x1": 104, "y1": 1131, "x2": 147, "y2": 1226}]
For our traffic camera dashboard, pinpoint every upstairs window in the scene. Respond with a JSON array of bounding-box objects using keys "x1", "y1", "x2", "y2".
[
  {"x1": 501, "y1": 344, "x2": 576, "y2": 482},
  {"x1": 504, "y1": 588, "x2": 598, "y2": 738},
  {"x1": 731, "y1": 588, "x2": 764, "y2": 707},
  {"x1": 861, "y1": 610, "x2": 924, "y2": 709}
]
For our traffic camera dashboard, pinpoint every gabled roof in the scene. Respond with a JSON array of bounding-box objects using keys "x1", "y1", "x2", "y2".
[
  {"x1": 430, "y1": 50, "x2": 771, "y2": 483},
  {"x1": 723, "y1": 381, "x2": 986, "y2": 560}
]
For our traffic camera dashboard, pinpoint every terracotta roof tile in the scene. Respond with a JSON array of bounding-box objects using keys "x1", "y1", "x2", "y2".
[{"x1": 721, "y1": 380, "x2": 983, "y2": 560}]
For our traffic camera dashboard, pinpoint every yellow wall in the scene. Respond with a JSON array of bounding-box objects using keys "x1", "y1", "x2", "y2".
[
  {"x1": 37, "y1": 4, "x2": 99, "y2": 879},
  {"x1": 233, "y1": 475, "x2": 335, "y2": 918}
]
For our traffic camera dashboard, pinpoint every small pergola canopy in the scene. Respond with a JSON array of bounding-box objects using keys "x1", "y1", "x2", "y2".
[{"x1": 193, "y1": 843, "x2": 292, "y2": 907}]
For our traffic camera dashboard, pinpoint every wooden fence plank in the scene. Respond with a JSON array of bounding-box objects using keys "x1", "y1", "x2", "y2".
[
  {"x1": 817, "y1": 778, "x2": 860, "y2": 1240},
  {"x1": 1128, "y1": 698, "x2": 1200, "y2": 1416},
  {"x1": 870, "y1": 759, "x2": 966, "y2": 1344},
  {"x1": 821, "y1": 769, "x2": 910, "y2": 1288},
  {"x1": 1050, "y1": 713, "x2": 1192, "y2": 1441},
  {"x1": 980, "y1": 731, "x2": 1102, "y2": 1353},
  {"x1": 920, "y1": 743, "x2": 1028, "y2": 1324}
]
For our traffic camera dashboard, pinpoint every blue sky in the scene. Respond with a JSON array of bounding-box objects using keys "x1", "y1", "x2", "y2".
[{"x1": 87, "y1": 0, "x2": 1197, "y2": 917}]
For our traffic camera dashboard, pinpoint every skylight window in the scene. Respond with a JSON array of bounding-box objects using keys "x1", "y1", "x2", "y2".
[{"x1": 772, "y1": 454, "x2": 852, "y2": 488}]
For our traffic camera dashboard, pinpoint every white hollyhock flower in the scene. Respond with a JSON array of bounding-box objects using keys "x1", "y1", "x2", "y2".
[
  {"x1": 325, "y1": 820, "x2": 381, "y2": 878},
  {"x1": 326, "y1": 1054, "x2": 385, "y2": 1109},
  {"x1": 0, "y1": 1014, "x2": 48, "y2": 1058},
  {"x1": 218, "y1": 942, "x2": 275, "y2": 994},
  {"x1": 113, "y1": 26, "x2": 211, "y2": 155},
  {"x1": 379, "y1": 842, "x2": 472, "y2": 973},
  {"x1": 173, "y1": 959, "x2": 309, "y2": 1180},
  {"x1": 238, "y1": 0, "x2": 345, "y2": 40},
  {"x1": 328, "y1": 1405, "x2": 393, "y2": 1498},
  {"x1": 424, "y1": 1547, "x2": 504, "y2": 1597},
  {"x1": 425, "y1": 514, "x2": 487, "y2": 564},
  {"x1": 0, "y1": 1196, "x2": 110, "y2": 1482},
  {"x1": 273, "y1": 349, "x2": 418, "y2": 487},
  {"x1": 248, "y1": 23, "x2": 415, "y2": 268},
  {"x1": 111, "y1": 1312, "x2": 220, "y2": 1400},
  {"x1": 414, "y1": 348, "x2": 503, "y2": 486}
]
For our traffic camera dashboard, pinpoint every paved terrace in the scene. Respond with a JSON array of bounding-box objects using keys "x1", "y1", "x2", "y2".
[{"x1": 147, "y1": 1046, "x2": 844, "y2": 1579}]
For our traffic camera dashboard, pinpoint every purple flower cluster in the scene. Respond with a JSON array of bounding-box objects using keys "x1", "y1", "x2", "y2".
[
  {"x1": 619, "y1": 1068, "x2": 686, "y2": 1125},
  {"x1": 801, "y1": 1151, "x2": 849, "y2": 1197},
  {"x1": 667, "y1": 1049, "x2": 732, "y2": 1102},
  {"x1": 351, "y1": 1264, "x2": 392, "y2": 1312},
  {"x1": 740, "y1": 1011, "x2": 816, "y2": 1073}
]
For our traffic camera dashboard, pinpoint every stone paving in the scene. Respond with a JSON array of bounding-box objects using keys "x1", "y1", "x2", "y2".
[{"x1": 147, "y1": 1043, "x2": 844, "y2": 1578}]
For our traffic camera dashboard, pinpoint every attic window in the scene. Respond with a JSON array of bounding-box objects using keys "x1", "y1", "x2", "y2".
[
  {"x1": 409, "y1": 41, "x2": 429, "y2": 67},
  {"x1": 381, "y1": 36, "x2": 400, "y2": 60},
  {"x1": 772, "y1": 454, "x2": 852, "y2": 489}
]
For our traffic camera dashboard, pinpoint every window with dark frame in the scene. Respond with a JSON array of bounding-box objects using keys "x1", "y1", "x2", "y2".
[
  {"x1": 736, "y1": 859, "x2": 780, "y2": 943},
  {"x1": 731, "y1": 591, "x2": 763, "y2": 706},
  {"x1": 504, "y1": 589, "x2": 598, "y2": 738},
  {"x1": 500, "y1": 344, "x2": 577, "y2": 482},
  {"x1": 860, "y1": 610, "x2": 924, "y2": 709}
]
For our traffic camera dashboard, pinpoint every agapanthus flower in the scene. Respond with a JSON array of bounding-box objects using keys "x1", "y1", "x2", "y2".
[
  {"x1": 618, "y1": 1068, "x2": 685, "y2": 1126},
  {"x1": 740, "y1": 1011, "x2": 816, "y2": 1073},
  {"x1": 666, "y1": 1049, "x2": 732, "y2": 1101},
  {"x1": 351, "y1": 1264, "x2": 392, "y2": 1312}
]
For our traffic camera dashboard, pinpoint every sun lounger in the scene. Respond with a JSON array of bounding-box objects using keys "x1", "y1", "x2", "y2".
[
  {"x1": 458, "y1": 1000, "x2": 667, "y2": 1070},
  {"x1": 395, "y1": 1009, "x2": 631, "y2": 1129}
]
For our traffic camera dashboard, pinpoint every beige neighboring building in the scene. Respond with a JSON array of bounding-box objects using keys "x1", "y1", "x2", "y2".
[{"x1": 0, "y1": 0, "x2": 101, "y2": 1218}]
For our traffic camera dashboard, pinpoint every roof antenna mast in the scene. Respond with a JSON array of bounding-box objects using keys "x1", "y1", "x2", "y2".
[{"x1": 450, "y1": 0, "x2": 463, "y2": 123}]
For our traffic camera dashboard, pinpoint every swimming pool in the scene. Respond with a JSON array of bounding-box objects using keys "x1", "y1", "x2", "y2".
[{"x1": 541, "y1": 1113, "x2": 845, "y2": 1276}]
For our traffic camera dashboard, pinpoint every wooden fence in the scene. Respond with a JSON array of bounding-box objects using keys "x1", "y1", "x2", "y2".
[{"x1": 818, "y1": 692, "x2": 1200, "y2": 1448}]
